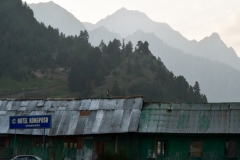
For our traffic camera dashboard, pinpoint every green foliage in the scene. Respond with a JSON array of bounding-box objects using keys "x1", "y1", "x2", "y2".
[
  {"x1": 0, "y1": 76, "x2": 62, "y2": 94},
  {"x1": 0, "y1": 0, "x2": 208, "y2": 102},
  {"x1": 0, "y1": 0, "x2": 59, "y2": 79}
]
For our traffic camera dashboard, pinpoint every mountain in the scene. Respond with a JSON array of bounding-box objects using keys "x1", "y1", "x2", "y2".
[
  {"x1": 188, "y1": 33, "x2": 240, "y2": 70},
  {"x1": 126, "y1": 30, "x2": 240, "y2": 102},
  {"x1": 28, "y1": 4, "x2": 240, "y2": 70},
  {"x1": 88, "y1": 26, "x2": 122, "y2": 46},
  {"x1": 1, "y1": 0, "x2": 207, "y2": 103},
  {"x1": 0, "y1": 0, "x2": 60, "y2": 79},
  {"x1": 27, "y1": 3, "x2": 240, "y2": 102},
  {"x1": 28, "y1": 1, "x2": 85, "y2": 36},
  {"x1": 94, "y1": 8, "x2": 240, "y2": 70},
  {"x1": 94, "y1": 7, "x2": 170, "y2": 37},
  {"x1": 83, "y1": 22, "x2": 96, "y2": 31}
]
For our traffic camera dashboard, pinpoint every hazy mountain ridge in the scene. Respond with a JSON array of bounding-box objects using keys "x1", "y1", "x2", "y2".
[
  {"x1": 95, "y1": 8, "x2": 240, "y2": 70},
  {"x1": 28, "y1": 1, "x2": 85, "y2": 36},
  {"x1": 89, "y1": 26, "x2": 122, "y2": 46},
  {"x1": 27, "y1": 2, "x2": 240, "y2": 102},
  {"x1": 125, "y1": 30, "x2": 240, "y2": 102}
]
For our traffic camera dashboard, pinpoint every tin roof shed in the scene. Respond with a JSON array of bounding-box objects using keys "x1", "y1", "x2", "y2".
[
  {"x1": 0, "y1": 97, "x2": 143, "y2": 135},
  {"x1": 138, "y1": 102, "x2": 240, "y2": 134}
]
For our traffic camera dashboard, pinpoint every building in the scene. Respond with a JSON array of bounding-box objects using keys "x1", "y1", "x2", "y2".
[{"x1": 0, "y1": 97, "x2": 239, "y2": 160}]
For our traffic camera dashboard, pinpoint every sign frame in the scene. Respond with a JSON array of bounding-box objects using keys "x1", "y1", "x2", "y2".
[{"x1": 9, "y1": 115, "x2": 52, "y2": 129}]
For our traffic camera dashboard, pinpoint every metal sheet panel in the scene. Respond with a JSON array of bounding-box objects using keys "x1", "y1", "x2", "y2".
[
  {"x1": 60, "y1": 101, "x2": 68, "y2": 107},
  {"x1": 12, "y1": 101, "x2": 21, "y2": 110},
  {"x1": 115, "y1": 99, "x2": 124, "y2": 110},
  {"x1": 6, "y1": 101, "x2": 14, "y2": 110},
  {"x1": 191, "y1": 104, "x2": 210, "y2": 110},
  {"x1": 51, "y1": 101, "x2": 60, "y2": 107},
  {"x1": 230, "y1": 110, "x2": 239, "y2": 133},
  {"x1": 56, "y1": 111, "x2": 71, "y2": 135},
  {"x1": 123, "y1": 99, "x2": 135, "y2": 109},
  {"x1": 80, "y1": 100, "x2": 91, "y2": 110},
  {"x1": 26, "y1": 100, "x2": 38, "y2": 110},
  {"x1": 40, "y1": 101, "x2": 52, "y2": 111},
  {"x1": 119, "y1": 110, "x2": 131, "y2": 132},
  {"x1": 92, "y1": 110, "x2": 105, "y2": 133},
  {"x1": 37, "y1": 100, "x2": 44, "y2": 107},
  {"x1": 197, "y1": 110, "x2": 210, "y2": 133},
  {"x1": 83, "y1": 111, "x2": 97, "y2": 134},
  {"x1": 160, "y1": 103, "x2": 171, "y2": 110},
  {"x1": 66, "y1": 100, "x2": 81, "y2": 111},
  {"x1": 186, "y1": 111, "x2": 198, "y2": 133},
  {"x1": 166, "y1": 109, "x2": 178, "y2": 133},
  {"x1": 20, "y1": 101, "x2": 29, "y2": 107},
  {"x1": 49, "y1": 111, "x2": 63, "y2": 135},
  {"x1": 0, "y1": 101, "x2": 8, "y2": 110},
  {"x1": 98, "y1": 110, "x2": 113, "y2": 133},
  {"x1": 156, "y1": 110, "x2": 166, "y2": 133},
  {"x1": 230, "y1": 103, "x2": 240, "y2": 110},
  {"x1": 89, "y1": 100, "x2": 101, "y2": 110},
  {"x1": 147, "y1": 114, "x2": 160, "y2": 133},
  {"x1": 138, "y1": 109, "x2": 150, "y2": 132},
  {"x1": 66, "y1": 111, "x2": 79, "y2": 135},
  {"x1": 132, "y1": 98, "x2": 143, "y2": 109},
  {"x1": 75, "y1": 117, "x2": 88, "y2": 134},
  {"x1": 0, "y1": 110, "x2": 9, "y2": 134},
  {"x1": 128, "y1": 109, "x2": 141, "y2": 132},
  {"x1": 100, "y1": 99, "x2": 117, "y2": 110},
  {"x1": 179, "y1": 103, "x2": 190, "y2": 110},
  {"x1": 171, "y1": 103, "x2": 180, "y2": 110},
  {"x1": 220, "y1": 104, "x2": 230, "y2": 110},
  {"x1": 175, "y1": 110, "x2": 189, "y2": 133},
  {"x1": 110, "y1": 110, "x2": 124, "y2": 133},
  {"x1": 211, "y1": 103, "x2": 221, "y2": 110}
]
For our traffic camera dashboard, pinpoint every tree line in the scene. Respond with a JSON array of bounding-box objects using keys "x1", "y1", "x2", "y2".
[{"x1": 0, "y1": 0, "x2": 207, "y2": 103}]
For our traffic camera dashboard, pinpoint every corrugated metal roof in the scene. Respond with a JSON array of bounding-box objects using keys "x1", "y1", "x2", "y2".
[
  {"x1": 0, "y1": 97, "x2": 143, "y2": 135},
  {"x1": 139, "y1": 103, "x2": 240, "y2": 134},
  {"x1": 2, "y1": 99, "x2": 240, "y2": 135}
]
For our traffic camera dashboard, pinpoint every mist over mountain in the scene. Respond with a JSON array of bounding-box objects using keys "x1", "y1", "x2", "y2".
[
  {"x1": 1, "y1": 0, "x2": 207, "y2": 103},
  {"x1": 27, "y1": 2, "x2": 240, "y2": 102},
  {"x1": 96, "y1": 8, "x2": 240, "y2": 70},
  {"x1": 88, "y1": 26, "x2": 122, "y2": 46},
  {"x1": 83, "y1": 22, "x2": 96, "y2": 31},
  {"x1": 126, "y1": 30, "x2": 240, "y2": 102},
  {"x1": 94, "y1": 8, "x2": 171, "y2": 37},
  {"x1": 28, "y1": 1, "x2": 85, "y2": 36}
]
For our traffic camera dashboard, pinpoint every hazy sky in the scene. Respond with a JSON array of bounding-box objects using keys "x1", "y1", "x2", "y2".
[{"x1": 24, "y1": 0, "x2": 240, "y2": 56}]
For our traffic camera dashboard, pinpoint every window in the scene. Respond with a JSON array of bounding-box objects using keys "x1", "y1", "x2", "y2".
[
  {"x1": 225, "y1": 141, "x2": 238, "y2": 157},
  {"x1": 190, "y1": 141, "x2": 202, "y2": 157},
  {"x1": 0, "y1": 138, "x2": 6, "y2": 148},
  {"x1": 155, "y1": 140, "x2": 167, "y2": 156},
  {"x1": 33, "y1": 136, "x2": 42, "y2": 147},
  {"x1": 63, "y1": 137, "x2": 83, "y2": 149},
  {"x1": 0, "y1": 137, "x2": 9, "y2": 148},
  {"x1": 94, "y1": 142, "x2": 106, "y2": 154},
  {"x1": 45, "y1": 137, "x2": 53, "y2": 148}
]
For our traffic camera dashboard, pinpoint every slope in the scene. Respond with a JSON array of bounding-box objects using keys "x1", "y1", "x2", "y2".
[
  {"x1": 126, "y1": 30, "x2": 240, "y2": 102},
  {"x1": 95, "y1": 8, "x2": 240, "y2": 70},
  {"x1": 28, "y1": 1, "x2": 86, "y2": 36}
]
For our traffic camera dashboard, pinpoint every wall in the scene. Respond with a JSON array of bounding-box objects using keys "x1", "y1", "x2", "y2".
[{"x1": 1, "y1": 133, "x2": 240, "y2": 160}]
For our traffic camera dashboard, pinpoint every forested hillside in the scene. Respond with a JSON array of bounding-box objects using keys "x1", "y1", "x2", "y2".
[{"x1": 0, "y1": 0, "x2": 207, "y2": 103}]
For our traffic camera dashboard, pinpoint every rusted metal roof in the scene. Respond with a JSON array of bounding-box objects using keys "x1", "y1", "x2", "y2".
[
  {"x1": 138, "y1": 102, "x2": 240, "y2": 134},
  {"x1": 0, "y1": 97, "x2": 143, "y2": 135},
  {"x1": 2, "y1": 99, "x2": 240, "y2": 135}
]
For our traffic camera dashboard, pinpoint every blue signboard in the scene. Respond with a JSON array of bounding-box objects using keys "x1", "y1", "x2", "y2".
[{"x1": 9, "y1": 115, "x2": 52, "y2": 129}]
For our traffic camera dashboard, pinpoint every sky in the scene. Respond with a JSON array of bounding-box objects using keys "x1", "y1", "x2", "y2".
[{"x1": 24, "y1": 0, "x2": 240, "y2": 56}]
